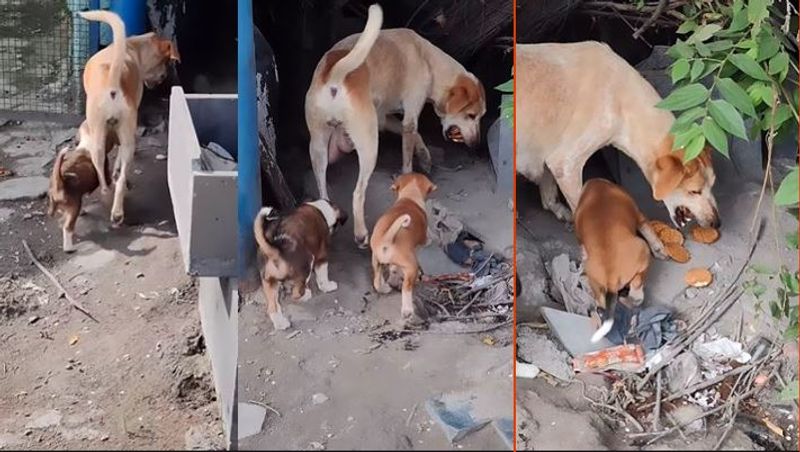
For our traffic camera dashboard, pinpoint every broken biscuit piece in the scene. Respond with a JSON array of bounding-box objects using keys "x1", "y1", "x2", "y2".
[
  {"x1": 665, "y1": 243, "x2": 691, "y2": 263},
  {"x1": 685, "y1": 268, "x2": 713, "y2": 287},
  {"x1": 690, "y1": 225, "x2": 720, "y2": 244},
  {"x1": 648, "y1": 220, "x2": 671, "y2": 235},
  {"x1": 658, "y1": 227, "x2": 684, "y2": 245}
]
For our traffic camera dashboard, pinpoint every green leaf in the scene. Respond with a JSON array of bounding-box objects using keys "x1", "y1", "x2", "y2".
[
  {"x1": 769, "y1": 52, "x2": 789, "y2": 76},
  {"x1": 495, "y1": 79, "x2": 513, "y2": 93},
  {"x1": 699, "y1": 61, "x2": 721, "y2": 79},
  {"x1": 778, "y1": 381, "x2": 800, "y2": 401},
  {"x1": 702, "y1": 117, "x2": 729, "y2": 156},
  {"x1": 775, "y1": 167, "x2": 799, "y2": 206},
  {"x1": 757, "y1": 34, "x2": 780, "y2": 61},
  {"x1": 673, "y1": 124, "x2": 703, "y2": 150},
  {"x1": 784, "y1": 323, "x2": 799, "y2": 341},
  {"x1": 787, "y1": 231, "x2": 799, "y2": 249},
  {"x1": 770, "y1": 300, "x2": 782, "y2": 318},
  {"x1": 695, "y1": 42, "x2": 711, "y2": 57},
  {"x1": 689, "y1": 24, "x2": 722, "y2": 43},
  {"x1": 763, "y1": 104, "x2": 794, "y2": 131},
  {"x1": 750, "y1": 264, "x2": 774, "y2": 274},
  {"x1": 748, "y1": 81, "x2": 775, "y2": 106},
  {"x1": 706, "y1": 40, "x2": 734, "y2": 52},
  {"x1": 668, "y1": 41, "x2": 694, "y2": 59},
  {"x1": 750, "y1": 282, "x2": 768, "y2": 298},
  {"x1": 670, "y1": 107, "x2": 706, "y2": 134},
  {"x1": 671, "y1": 59, "x2": 690, "y2": 83},
  {"x1": 683, "y1": 134, "x2": 707, "y2": 161},
  {"x1": 708, "y1": 99, "x2": 748, "y2": 139},
  {"x1": 780, "y1": 270, "x2": 799, "y2": 295},
  {"x1": 748, "y1": 0, "x2": 768, "y2": 26},
  {"x1": 677, "y1": 20, "x2": 697, "y2": 34},
  {"x1": 657, "y1": 83, "x2": 710, "y2": 111},
  {"x1": 716, "y1": 77, "x2": 758, "y2": 119},
  {"x1": 735, "y1": 38, "x2": 756, "y2": 49},
  {"x1": 690, "y1": 60, "x2": 705, "y2": 81},
  {"x1": 729, "y1": 53, "x2": 771, "y2": 80}
]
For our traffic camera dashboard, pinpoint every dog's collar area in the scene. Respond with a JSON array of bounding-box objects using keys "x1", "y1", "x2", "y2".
[{"x1": 305, "y1": 200, "x2": 337, "y2": 228}]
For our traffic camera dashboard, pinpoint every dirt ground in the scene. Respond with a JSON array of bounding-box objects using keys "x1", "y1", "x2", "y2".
[
  {"x1": 515, "y1": 149, "x2": 799, "y2": 450},
  {"x1": 0, "y1": 116, "x2": 223, "y2": 450},
  {"x1": 238, "y1": 129, "x2": 514, "y2": 450}
]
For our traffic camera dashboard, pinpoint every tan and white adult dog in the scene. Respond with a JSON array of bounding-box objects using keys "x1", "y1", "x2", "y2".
[
  {"x1": 516, "y1": 41, "x2": 720, "y2": 229},
  {"x1": 305, "y1": 4, "x2": 486, "y2": 248},
  {"x1": 78, "y1": 10, "x2": 179, "y2": 226}
]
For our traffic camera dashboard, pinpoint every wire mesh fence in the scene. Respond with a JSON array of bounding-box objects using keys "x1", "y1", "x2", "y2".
[{"x1": 0, "y1": 0, "x2": 93, "y2": 116}]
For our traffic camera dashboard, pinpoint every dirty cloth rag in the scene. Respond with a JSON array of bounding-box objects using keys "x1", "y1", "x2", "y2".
[{"x1": 606, "y1": 304, "x2": 676, "y2": 352}]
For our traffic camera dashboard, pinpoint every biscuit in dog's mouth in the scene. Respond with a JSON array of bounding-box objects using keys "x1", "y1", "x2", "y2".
[
  {"x1": 674, "y1": 206, "x2": 694, "y2": 228},
  {"x1": 446, "y1": 126, "x2": 464, "y2": 143}
]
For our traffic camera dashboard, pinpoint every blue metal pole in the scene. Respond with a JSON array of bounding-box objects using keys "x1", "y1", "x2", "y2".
[
  {"x1": 88, "y1": 0, "x2": 100, "y2": 54},
  {"x1": 237, "y1": 0, "x2": 262, "y2": 279}
]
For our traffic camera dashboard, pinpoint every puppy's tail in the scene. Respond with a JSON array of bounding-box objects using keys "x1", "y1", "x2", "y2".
[
  {"x1": 382, "y1": 214, "x2": 411, "y2": 246},
  {"x1": 590, "y1": 291, "x2": 618, "y2": 343},
  {"x1": 327, "y1": 4, "x2": 382, "y2": 85},
  {"x1": 253, "y1": 207, "x2": 282, "y2": 261},
  {"x1": 48, "y1": 148, "x2": 70, "y2": 216},
  {"x1": 79, "y1": 10, "x2": 126, "y2": 93}
]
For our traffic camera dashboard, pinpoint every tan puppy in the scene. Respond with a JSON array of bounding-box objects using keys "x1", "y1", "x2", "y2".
[
  {"x1": 575, "y1": 179, "x2": 667, "y2": 343},
  {"x1": 253, "y1": 200, "x2": 348, "y2": 330},
  {"x1": 306, "y1": 4, "x2": 486, "y2": 248},
  {"x1": 516, "y1": 41, "x2": 720, "y2": 229},
  {"x1": 47, "y1": 125, "x2": 113, "y2": 252},
  {"x1": 78, "y1": 10, "x2": 179, "y2": 226},
  {"x1": 370, "y1": 173, "x2": 437, "y2": 322}
]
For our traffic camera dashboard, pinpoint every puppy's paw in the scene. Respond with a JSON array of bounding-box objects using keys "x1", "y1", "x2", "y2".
[
  {"x1": 63, "y1": 245, "x2": 76, "y2": 254},
  {"x1": 415, "y1": 148, "x2": 432, "y2": 174},
  {"x1": 401, "y1": 307, "x2": 415, "y2": 320},
  {"x1": 375, "y1": 282, "x2": 392, "y2": 294},
  {"x1": 298, "y1": 288, "x2": 312, "y2": 302},
  {"x1": 318, "y1": 280, "x2": 338, "y2": 293},
  {"x1": 651, "y1": 244, "x2": 669, "y2": 260},
  {"x1": 269, "y1": 312, "x2": 291, "y2": 331}
]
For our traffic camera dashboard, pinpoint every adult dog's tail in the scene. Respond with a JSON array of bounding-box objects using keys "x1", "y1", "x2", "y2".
[
  {"x1": 327, "y1": 4, "x2": 383, "y2": 85},
  {"x1": 253, "y1": 207, "x2": 283, "y2": 261},
  {"x1": 79, "y1": 10, "x2": 126, "y2": 94},
  {"x1": 590, "y1": 291, "x2": 618, "y2": 343}
]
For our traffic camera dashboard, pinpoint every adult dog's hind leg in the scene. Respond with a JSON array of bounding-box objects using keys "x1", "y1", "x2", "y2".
[
  {"x1": 345, "y1": 106, "x2": 379, "y2": 249},
  {"x1": 309, "y1": 122, "x2": 331, "y2": 200}
]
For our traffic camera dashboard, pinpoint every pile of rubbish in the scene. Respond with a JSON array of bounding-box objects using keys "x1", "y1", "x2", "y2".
[
  {"x1": 517, "y1": 223, "x2": 797, "y2": 448},
  {"x1": 410, "y1": 201, "x2": 513, "y2": 330}
]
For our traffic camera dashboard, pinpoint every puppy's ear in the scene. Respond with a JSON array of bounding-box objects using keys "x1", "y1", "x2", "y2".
[
  {"x1": 652, "y1": 154, "x2": 684, "y2": 201},
  {"x1": 62, "y1": 172, "x2": 79, "y2": 182}
]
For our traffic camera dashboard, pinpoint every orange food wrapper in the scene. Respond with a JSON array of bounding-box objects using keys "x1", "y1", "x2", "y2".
[{"x1": 572, "y1": 344, "x2": 645, "y2": 373}]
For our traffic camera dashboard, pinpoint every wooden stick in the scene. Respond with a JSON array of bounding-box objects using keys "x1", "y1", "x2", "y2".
[
  {"x1": 22, "y1": 240, "x2": 98, "y2": 323},
  {"x1": 634, "y1": 0, "x2": 668, "y2": 38},
  {"x1": 652, "y1": 370, "x2": 662, "y2": 432}
]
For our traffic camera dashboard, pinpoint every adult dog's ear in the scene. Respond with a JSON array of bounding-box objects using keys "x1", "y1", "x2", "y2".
[{"x1": 652, "y1": 154, "x2": 684, "y2": 201}]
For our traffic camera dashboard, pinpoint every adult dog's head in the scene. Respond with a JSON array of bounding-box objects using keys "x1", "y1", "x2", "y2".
[
  {"x1": 129, "y1": 33, "x2": 181, "y2": 88},
  {"x1": 652, "y1": 146, "x2": 720, "y2": 229},
  {"x1": 435, "y1": 74, "x2": 486, "y2": 149}
]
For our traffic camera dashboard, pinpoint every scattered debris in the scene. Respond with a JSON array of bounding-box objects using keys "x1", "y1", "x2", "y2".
[
  {"x1": 425, "y1": 395, "x2": 492, "y2": 443},
  {"x1": 516, "y1": 362, "x2": 540, "y2": 379},
  {"x1": 155, "y1": 154, "x2": 167, "y2": 161},
  {"x1": 68, "y1": 335, "x2": 79, "y2": 346},
  {"x1": 286, "y1": 330, "x2": 301, "y2": 339},
  {"x1": 312, "y1": 393, "x2": 329, "y2": 405},
  {"x1": 516, "y1": 325, "x2": 573, "y2": 382},
  {"x1": 573, "y1": 344, "x2": 645, "y2": 373},
  {"x1": 22, "y1": 240, "x2": 98, "y2": 323}
]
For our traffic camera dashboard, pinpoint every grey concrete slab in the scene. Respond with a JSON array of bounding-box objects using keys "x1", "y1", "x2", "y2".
[
  {"x1": 541, "y1": 307, "x2": 614, "y2": 357},
  {"x1": 0, "y1": 176, "x2": 49, "y2": 201},
  {"x1": 237, "y1": 403, "x2": 266, "y2": 441}
]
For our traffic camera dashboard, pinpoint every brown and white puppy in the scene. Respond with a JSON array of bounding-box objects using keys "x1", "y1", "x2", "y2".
[
  {"x1": 305, "y1": 4, "x2": 486, "y2": 248},
  {"x1": 78, "y1": 10, "x2": 179, "y2": 226},
  {"x1": 516, "y1": 41, "x2": 720, "y2": 229},
  {"x1": 47, "y1": 138, "x2": 112, "y2": 253},
  {"x1": 574, "y1": 179, "x2": 667, "y2": 343},
  {"x1": 370, "y1": 173, "x2": 437, "y2": 322},
  {"x1": 253, "y1": 200, "x2": 348, "y2": 330}
]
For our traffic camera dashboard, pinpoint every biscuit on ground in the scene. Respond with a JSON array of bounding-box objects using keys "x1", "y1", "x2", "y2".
[
  {"x1": 665, "y1": 243, "x2": 691, "y2": 263},
  {"x1": 657, "y1": 227, "x2": 685, "y2": 246},
  {"x1": 648, "y1": 220, "x2": 671, "y2": 234},
  {"x1": 685, "y1": 268, "x2": 713, "y2": 287},
  {"x1": 690, "y1": 225, "x2": 720, "y2": 244}
]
